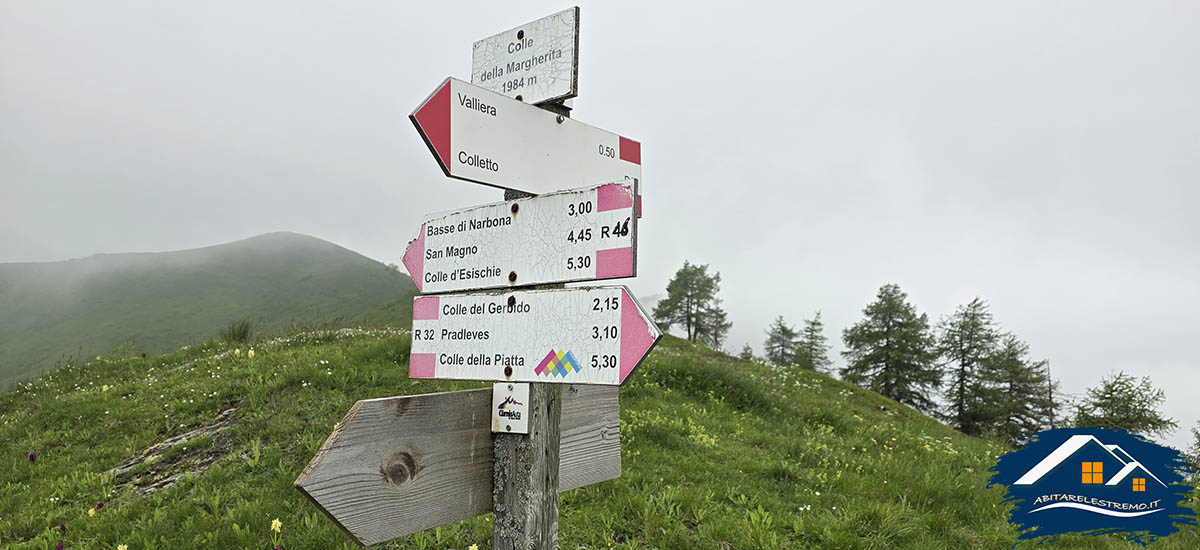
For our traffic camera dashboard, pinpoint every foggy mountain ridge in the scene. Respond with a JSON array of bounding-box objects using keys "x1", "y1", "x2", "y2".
[{"x1": 0, "y1": 232, "x2": 417, "y2": 388}]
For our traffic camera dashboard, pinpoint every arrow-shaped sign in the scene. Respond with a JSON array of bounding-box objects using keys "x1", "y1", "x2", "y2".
[
  {"x1": 402, "y1": 182, "x2": 637, "y2": 294},
  {"x1": 295, "y1": 385, "x2": 620, "y2": 546},
  {"x1": 411, "y1": 77, "x2": 641, "y2": 195},
  {"x1": 410, "y1": 286, "x2": 661, "y2": 385}
]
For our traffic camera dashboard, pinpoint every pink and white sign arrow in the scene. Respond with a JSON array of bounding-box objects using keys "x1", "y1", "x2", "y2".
[
  {"x1": 410, "y1": 286, "x2": 661, "y2": 385},
  {"x1": 411, "y1": 77, "x2": 641, "y2": 196},
  {"x1": 401, "y1": 182, "x2": 638, "y2": 294}
]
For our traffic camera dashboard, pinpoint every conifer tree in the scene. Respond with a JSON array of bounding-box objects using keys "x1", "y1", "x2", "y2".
[
  {"x1": 937, "y1": 298, "x2": 999, "y2": 436},
  {"x1": 979, "y1": 334, "x2": 1055, "y2": 444},
  {"x1": 738, "y1": 343, "x2": 755, "y2": 361},
  {"x1": 703, "y1": 307, "x2": 733, "y2": 351},
  {"x1": 763, "y1": 315, "x2": 799, "y2": 366},
  {"x1": 796, "y1": 311, "x2": 832, "y2": 373},
  {"x1": 1073, "y1": 372, "x2": 1178, "y2": 439},
  {"x1": 841, "y1": 284, "x2": 941, "y2": 413},
  {"x1": 1186, "y1": 422, "x2": 1200, "y2": 480},
  {"x1": 653, "y1": 261, "x2": 731, "y2": 349}
]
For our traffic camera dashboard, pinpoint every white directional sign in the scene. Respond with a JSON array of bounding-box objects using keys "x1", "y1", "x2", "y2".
[
  {"x1": 411, "y1": 77, "x2": 641, "y2": 195},
  {"x1": 472, "y1": 7, "x2": 579, "y2": 105},
  {"x1": 401, "y1": 182, "x2": 637, "y2": 294},
  {"x1": 410, "y1": 286, "x2": 661, "y2": 385}
]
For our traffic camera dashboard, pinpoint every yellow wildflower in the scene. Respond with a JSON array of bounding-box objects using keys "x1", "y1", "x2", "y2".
[
  {"x1": 469, "y1": 545, "x2": 479, "y2": 550},
  {"x1": 101, "y1": 385, "x2": 109, "y2": 392},
  {"x1": 271, "y1": 518, "x2": 282, "y2": 533},
  {"x1": 248, "y1": 349, "x2": 255, "y2": 359},
  {"x1": 88, "y1": 508, "x2": 96, "y2": 517},
  {"x1": 235, "y1": 348, "x2": 241, "y2": 356},
  {"x1": 118, "y1": 545, "x2": 128, "y2": 550}
]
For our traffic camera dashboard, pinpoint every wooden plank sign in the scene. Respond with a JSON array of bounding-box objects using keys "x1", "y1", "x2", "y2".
[
  {"x1": 294, "y1": 385, "x2": 619, "y2": 546},
  {"x1": 401, "y1": 182, "x2": 637, "y2": 294},
  {"x1": 410, "y1": 286, "x2": 661, "y2": 385},
  {"x1": 410, "y1": 77, "x2": 641, "y2": 195},
  {"x1": 472, "y1": 6, "x2": 579, "y2": 105}
]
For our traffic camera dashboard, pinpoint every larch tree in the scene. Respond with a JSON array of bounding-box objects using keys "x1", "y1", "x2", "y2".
[
  {"x1": 937, "y1": 298, "x2": 1000, "y2": 436},
  {"x1": 763, "y1": 315, "x2": 799, "y2": 366},
  {"x1": 979, "y1": 334, "x2": 1055, "y2": 445},
  {"x1": 796, "y1": 311, "x2": 832, "y2": 373},
  {"x1": 652, "y1": 261, "x2": 732, "y2": 349},
  {"x1": 1072, "y1": 372, "x2": 1178, "y2": 439},
  {"x1": 841, "y1": 284, "x2": 942, "y2": 414}
]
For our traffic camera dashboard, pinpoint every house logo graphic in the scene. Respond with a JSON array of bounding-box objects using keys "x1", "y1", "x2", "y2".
[{"x1": 988, "y1": 428, "x2": 1195, "y2": 545}]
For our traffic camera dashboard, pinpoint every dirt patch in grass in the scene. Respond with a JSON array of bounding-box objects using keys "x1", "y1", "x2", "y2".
[{"x1": 109, "y1": 407, "x2": 237, "y2": 495}]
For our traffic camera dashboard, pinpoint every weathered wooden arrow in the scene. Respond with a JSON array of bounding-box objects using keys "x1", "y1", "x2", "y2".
[
  {"x1": 410, "y1": 286, "x2": 661, "y2": 385},
  {"x1": 294, "y1": 385, "x2": 619, "y2": 546},
  {"x1": 410, "y1": 77, "x2": 641, "y2": 195},
  {"x1": 401, "y1": 182, "x2": 638, "y2": 294}
]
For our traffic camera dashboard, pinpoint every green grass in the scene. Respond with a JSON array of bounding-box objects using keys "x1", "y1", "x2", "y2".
[
  {"x1": 218, "y1": 319, "x2": 256, "y2": 346},
  {"x1": 1, "y1": 334, "x2": 1196, "y2": 549},
  {"x1": 0, "y1": 232, "x2": 417, "y2": 388}
]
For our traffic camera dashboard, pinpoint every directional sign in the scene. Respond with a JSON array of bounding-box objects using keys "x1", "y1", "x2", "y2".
[
  {"x1": 401, "y1": 182, "x2": 637, "y2": 294},
  {"x1": 472, "y1": 6, "x2": 579, "y2": 105},
  {"x1": 410, "y1": 77, "x2": 641, "y2": 195},
  {"x1": 295, "y1": 385, "x2": 620, "y2": 546},
  {"x1": 410, "y1": 286, "x2": 660, "y2": 385}
]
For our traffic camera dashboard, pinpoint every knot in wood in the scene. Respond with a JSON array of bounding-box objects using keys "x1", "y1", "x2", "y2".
[{"x1": 380, "y1": 451, "x2": 421, "y2": 486}]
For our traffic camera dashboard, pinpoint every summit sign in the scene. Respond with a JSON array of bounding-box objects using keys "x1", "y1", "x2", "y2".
[{"x1": 472, "y1": 6, "x2": 579, "y2": 105}]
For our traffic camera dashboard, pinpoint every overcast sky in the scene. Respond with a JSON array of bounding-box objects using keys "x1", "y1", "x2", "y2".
[{"x1": 2, "y1": 1, "x2": 1197, "y2": 450}]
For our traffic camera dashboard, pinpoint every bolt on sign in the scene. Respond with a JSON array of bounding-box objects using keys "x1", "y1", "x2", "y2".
[
  {"x1": 472, "y1": 6, "x2": 579, "y2": 105},
  {"x1": 401, "y1": 182, "x2": 638, "y2": 294},
  {"x1": 410, "y1": 286, "x2": 660, "y2": 385},
  {"x1": 410, "y1": 77, "x2": 641, "y2": 196}
]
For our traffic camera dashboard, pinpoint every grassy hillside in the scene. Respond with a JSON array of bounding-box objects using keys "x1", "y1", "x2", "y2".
[
  {"x1": 0, "y1": 232, "x2": 417, "y2": 388},
  {"x1": 1, "y1": 333, "x2": 1196, "y2": 549}
]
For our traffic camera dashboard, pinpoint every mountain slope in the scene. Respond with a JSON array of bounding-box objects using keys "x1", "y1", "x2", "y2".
[
  {"x1": 1, "y1": 333, "x2": 1195, "y2": 549},
  {"x1": 0, "y1": 232, "x2": 416, "y2": 387}
]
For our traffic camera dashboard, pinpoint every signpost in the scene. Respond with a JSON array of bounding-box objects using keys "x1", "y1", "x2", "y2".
[
  {"x1": 409, "y1": 286, "x2": 659, "y2": 385},
  {"x1": 410, "y1": 77, "x2": 641, "y2": 195},
  {"x1": 297, "y1": 8, "x2": 656, "y2": 549},
  {"x1": 401, "y1": 182, "x2": 638, "y2": 294},
  {"x1": 472, "y1": 6, "x2": 579, "y2": 105}
]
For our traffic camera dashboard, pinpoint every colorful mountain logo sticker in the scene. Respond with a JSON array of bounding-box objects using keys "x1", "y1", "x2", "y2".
[
  {"x1": 498, "y1": 396, "x2": 523, "y2": 410},
  {"x1": 988, "y1": 428, "x2": 1196, "y2": 545},
  {"x1": 534, "y1": 349, "x2": 581, "y2": 378}
]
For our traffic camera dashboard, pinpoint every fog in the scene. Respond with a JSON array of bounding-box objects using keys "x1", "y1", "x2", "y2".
[{"x1": 2, "y1": 1, "x2": 1197, "y2": 449}]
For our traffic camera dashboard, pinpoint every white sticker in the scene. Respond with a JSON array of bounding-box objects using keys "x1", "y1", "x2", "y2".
[{"x1": 492, "y1": 382, "x2": 530, "y2": 434}]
